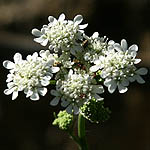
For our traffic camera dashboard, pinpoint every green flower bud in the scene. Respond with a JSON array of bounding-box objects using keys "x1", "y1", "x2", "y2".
[
  {"x1": 52, "y1": 110, "x2": 73, "y2": 130},
  {"x1": 80, "y1": 98, "x2": 111, "y2": 123}
]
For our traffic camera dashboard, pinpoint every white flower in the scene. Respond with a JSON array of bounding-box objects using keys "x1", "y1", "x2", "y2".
[
  {"x1": 90, "y1": 39, "x2": 148, "y2": 93},
  {"x1": 50, "y1": 69, "x2": 104, "y2": 114},
  {"x1": 83, "y1": 32, "x2": 108, "y2": 63},
  {"x1": 32, "y1": 13, "x2": 88, "y2": 55},
  {"x1": 3, "y1": 50, "x2": 60, "y2": 100}
]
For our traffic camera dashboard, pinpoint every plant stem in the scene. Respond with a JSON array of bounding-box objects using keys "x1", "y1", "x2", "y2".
[{"x1": 78, "y1": 113, "x2": 88, "y2": 150}]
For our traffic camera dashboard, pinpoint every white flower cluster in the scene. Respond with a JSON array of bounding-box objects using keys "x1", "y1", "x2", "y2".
[
  {"x1": 32, "y1": 13, "x2": 88, "y2": 55},
  {"x1": 90, "y1": 39, "x2": 148, "y2": 93},
  {"x1": 3, "y1": 50, "x2": 59, "y2": 100},
  {"x1": 50, "y1": 69, "x2": 104, "y2": 114},
  {"x1": 3, "y1": 13, "x2": 148, "y2": 114}
]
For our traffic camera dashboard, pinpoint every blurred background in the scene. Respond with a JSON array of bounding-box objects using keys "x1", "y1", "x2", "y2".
[{"x1": 0, "y1": 0, "x2": 150, "y2": 150}]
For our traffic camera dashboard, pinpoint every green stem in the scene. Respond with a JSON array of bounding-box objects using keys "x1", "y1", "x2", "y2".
[{"x1": 78, "y1": 113, "x2": 88, "y2": 150}]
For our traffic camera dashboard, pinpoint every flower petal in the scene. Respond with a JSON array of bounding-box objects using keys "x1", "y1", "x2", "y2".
[
  {"x1": 61, "y1": 99, "x2": 69, "y2": 107},
  {"x1": 74, "y1": 15, "x2": 83, "y2": 25},
  {"x1": 134, "y1": 58, "x2": 141, "y2": 64},
  {"x1": 34, "y1": 37, "x2": 44, "y2": 43},
  {"x1": 48, "y1": 16, "x2": 55, "y2": 23},
  {"x1": 92, "y1": 85, "x2": 104, "y2": 94},
  {"x1": 14, "y1": 53, "x2": 22, "y2": 64},
  {"x1": 79, "y1": 24, "x2": 88, "y2": 29},
  {"x1": 134, "y1": 75, "x2": 145, "y2": 84},
  {"x1": 90, "y1": 65, "x2": 100, "y2": 72},
  {"x1": 38, "y1": 87, "x2": 47, "y2": 96},
  {"x1": 129, "y1": 44, "x2": 138, "y2": 51},
  {"x1": 41, "y1": 39, "x2": 49, "y2": 46},
  {"x1": 41, "y1": 78, "x2": 50, "y2": 86},
  {"x1": 135, "y1": 68, "x2": 148, "y2": 75},
  {"x1": 93, "y1": 94, "x2": 104, "y2": 101},
  {"x1": 121, "y1": 79, "x2": 129, "y2": 86},
  {"x1": 50, "y1": 97, "x2": 60, "y2": 106},
  {"x1": 108, "y1": 82, "x2": 117, "y2": 93},
  {"x1": 3, "y1": 61, "x2": 15, "y2": 69},
  {"x1": 32, "y1": 28, "x2": 43, "y2": 37},
  {"x1": 51, "y1": 67, "x2": 60, "y2": 73},
  {"x1": 114, "y1": 43, "x2": 122, "y2": 51},
  {"x1": 121, "y1": 39, "x2": 127, "y2": 51},
  {"x1": 30, "y1": 92, "x2": 39, "y2": 101},
  {"x1": 58, "y1": 13, "x2": 65, "y2": 21},
  {"x1": 12, "y1": 91, "x2": 18, "y2": 100},
  {"x1": 118, "y1": 83, "x2": 128, "y2": 93},
  {"x1": 4, "y1": 88, "x2": 15, "y2": 95},
  {"x1": 73, "y1": 105, "x2": 79, "y2": 114},
  {"x1": 66, "y1": 104, "x2": 73, "y2": 114},
  {"x1": 50, "y1": 89, "x2": 60, "y2": 96},
  {"x1": 92, "y1": 32, "x2": 99, "y2": 38}
]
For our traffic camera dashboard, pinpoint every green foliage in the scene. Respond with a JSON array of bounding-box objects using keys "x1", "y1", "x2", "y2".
[
  {"x1": 80, "y1": 98, "x2": 111, "y2": 123},
  {"x1": 52, "y1": 110, "x2": 73, "y2": 130}
]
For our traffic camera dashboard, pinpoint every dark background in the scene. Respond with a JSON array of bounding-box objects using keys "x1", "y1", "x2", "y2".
[{"x1": 0, "y1": 0, "x2": 150, "y2": 150}]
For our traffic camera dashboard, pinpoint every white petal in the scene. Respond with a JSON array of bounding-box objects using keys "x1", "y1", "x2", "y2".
[
  {"x1": 66, "y1": 104, "x2": 73, "y2": 114},
  {"x1": 50, "y1": 90, "x2": 60, "y2": 96},
  {"x1": 34, "y1": 37, "x2": 44, "y2": 43},
  {"x1": 128, "y1": 77, "x2": 135, "y2": 82},
  {"x1": 7, "y1": 82, "x2": 15, "y2": 88},
  {"x1": 118, "y1": 83, "x2": 128, "y2": 93},
  {"x1": 121, "y1": 39, "x2": 128, "y2": 51},
  {"x1": 101, "y1": 70, "x2": 108, "y2": 78},
  {"x1": 32, "y1": 28, "x2": 43, "y2": 37},
  {"x1": 30, "y1": 92, "x2": 39, "y2": 101},
  {"x1": 51, "y1": 67, "x2": 60, "y2": 73},
  {"x1": 108, "y1": 40, "x2": 115, "y2": 45},
  {"x1": 61, "y1": 99, "x2": 69, "y2": 107},
  {"x1": 4, "y1": 88, "x2": 15, "y2": 95},
  {"x1": 38, "y1": 88, "x2": 47, "y2": 96},
  {"x1": 92, "y1": 32, "x2": 99, "y2": 38},
  {"x1": 134, "y1": 59, "x2": 141, "y2": 64},
  {"x1": 79, "y1": 24, "x2": 88, "y2": 29},
  {"x1": 92, "y1": 85, "x2": 104, "y2": 94},
  {"x1": 129, "y1": 44, "x2": 138, "y2": 51},
  {"x1": 121, "y1": 79, "x2": 129, "y2": 86},
  {"x1": 14, "y1": 53, "x2": 22, "y2": 64},
  {"x1": 74, "y1": 15, "x2": 83, "y2": 25},
  {"x1": 41, "y1": 39, "x2": 49, "y2": 46},
  {"x1": 48, "y1": 16, "x2": 55, "y2": 23},
  {"x1": 134, "y1": 75, "x2": 145, "y2": 84},
  {"x1": 12, "y1": 91, "x2": 18, "y2": 100},
  {"x1": 93, "y1": 94, "x2": 104, "y2": 101},
  {"x1": 90, "y1": 65, "x2": 100, "y2": 72},
  {"x1": 41, "y1": 78, "x2": 50, "y2": 86},
  {"x1": 108, "y1": 83, "x2": 117, "y2": 93},
  {"x1": 58, "y1": 13, "x2": 65, "y2": 21},
  {"x1": 25, "y1": 89, "x2": 33, "y2": 97},
  {"x1": 104, "y1": 79, "x2": 112, "y2": 87},
  {"x1": 68, "y1": 69, "x2": 73, "y2": 77},
  {"x1": 3, "y1": 61, "x2": 15, "y2": 69},
  {"x1": 94, "y1": 59, "x2": 101, "y2": 65},
  {"x1": 135, "y1": 68, "x2": 148, "y2": 75},
  {"x1": 73, "y1": 105, "x2": 79, "y2": 114},
  {"x1": 50, "y1": 97, "x2": 60, "y2": 106},
  {"x1": 114, "y1": 43, "x2": 122, "y2": 51}
]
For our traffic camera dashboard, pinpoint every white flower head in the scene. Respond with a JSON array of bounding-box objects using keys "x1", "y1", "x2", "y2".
[
  {"x1": 3, "y1": 50, "x2": 60, "y2": 100},
  {"x1": 50, "y1": 69, "x2": 104, "y2": 114},
  {"x1": 90, "y1": 39, "x2": 148, "y2": 93},
  {"x1": 83, "y1": 32, "x2": 108, "y2": 63},
  {"x1": 32, "y1": 13, "x2": 88, "y2": 55}
]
